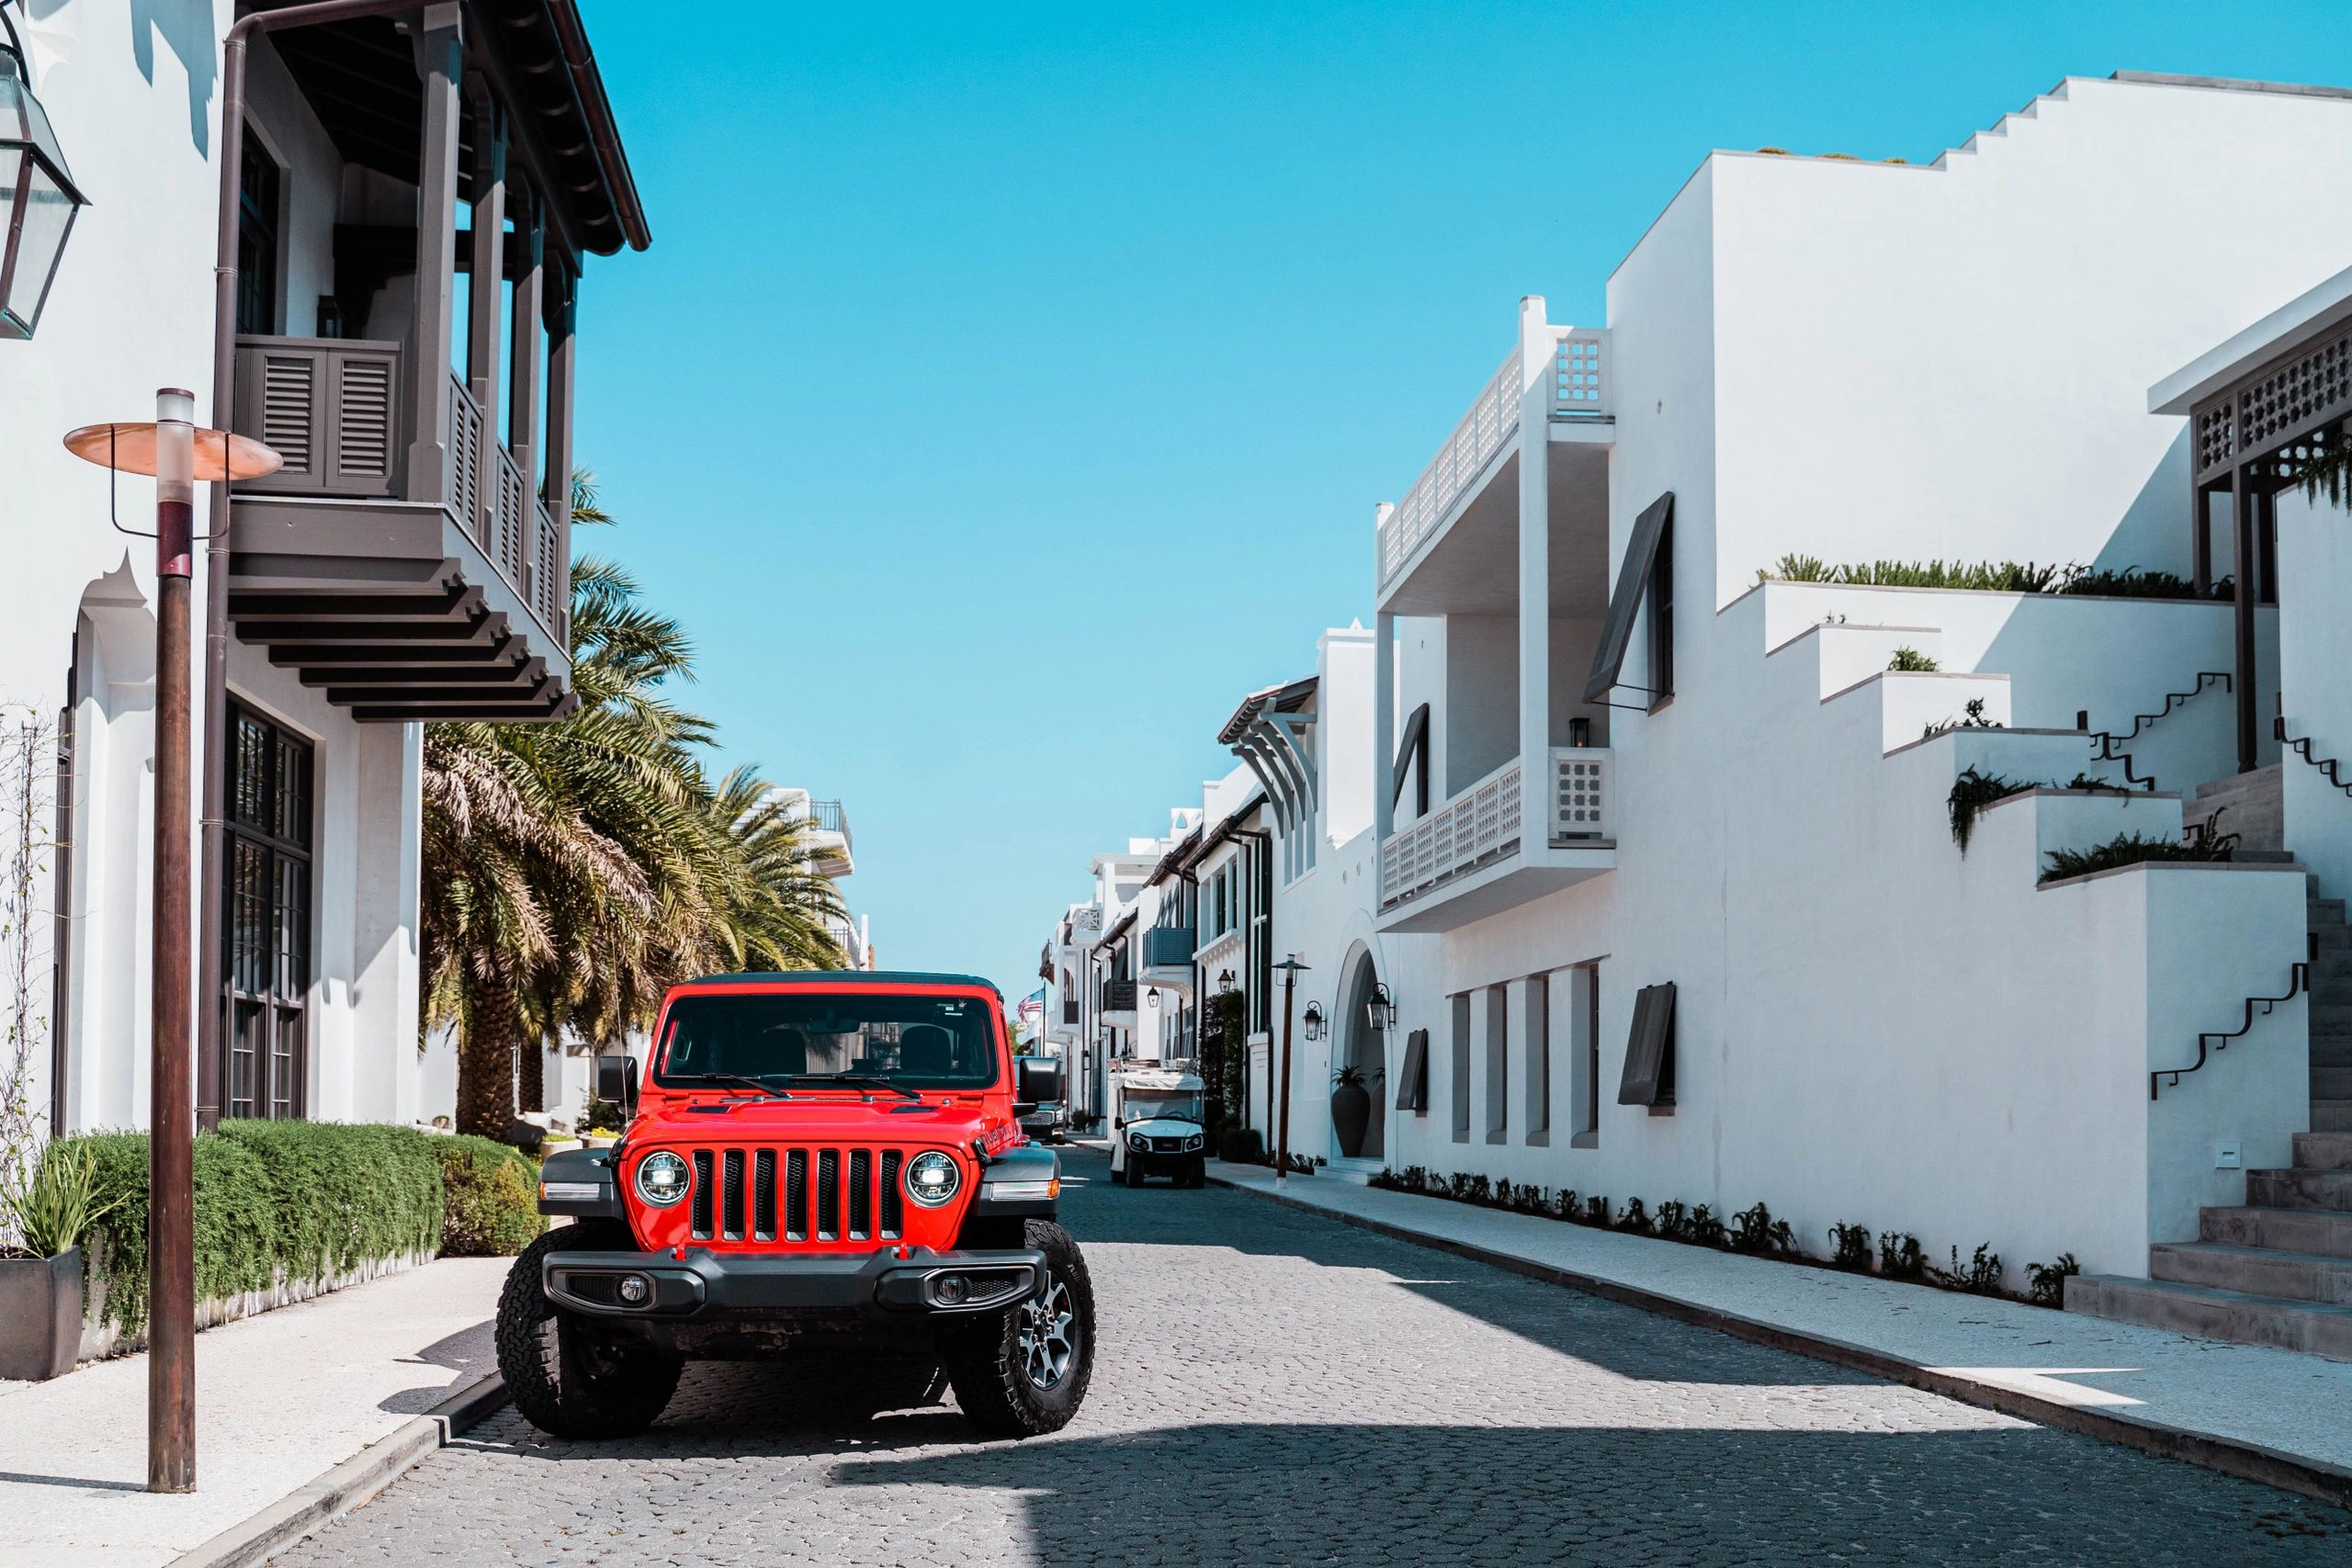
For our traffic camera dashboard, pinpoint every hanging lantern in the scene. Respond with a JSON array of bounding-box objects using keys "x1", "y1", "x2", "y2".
[
  {"x1": 0, "y1": 12, "x2": 90, "y2": 341},
  {"x1": 1301, "y1": 1001, "x2": 1326, "y2": 1043}
]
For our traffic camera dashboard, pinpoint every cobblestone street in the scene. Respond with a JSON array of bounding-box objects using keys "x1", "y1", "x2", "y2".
[{"x1": 281, "y1": 1156, "x2": 2352, "y2": 1566}]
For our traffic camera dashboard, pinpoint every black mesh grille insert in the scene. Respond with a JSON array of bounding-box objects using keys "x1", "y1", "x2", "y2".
[
  {"x1": 786, "y1": 1149, "x2": 808, "y2": 1239},
  {"x1": 752, "y1": 1149, "x2": 776, "y2": 1241},
  {"x1": 690, "y1": 1149, "x2": 715, "y2": 1239},
  {"x1": 848, "y1": 1149, "x2": 873, "y2": 1239},
  {"x1": 879, "y1": 1150, "x2": 903, "y2": 1238},
  {"x1": 817, "y1": 1149, "x2": 841, "y2": 1238},
  {"x1": 721, "y1": 1148, "x2": 746, "y2": 1240}
]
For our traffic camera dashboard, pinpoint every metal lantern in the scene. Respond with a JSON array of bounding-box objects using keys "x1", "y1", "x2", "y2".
[
  {"x1": 1301, "y1": 1001, "x2": 1326, "y2": 1043},
  {"x1": 1366, "y1": 982, "x2": 1397, "y2": 1035},
  {"x1": 1216, "y1": 969, "x2": 1236, "y2": 995},
  {"x1": 0, "y1": 15, "x2": 90, "y2": 341}
]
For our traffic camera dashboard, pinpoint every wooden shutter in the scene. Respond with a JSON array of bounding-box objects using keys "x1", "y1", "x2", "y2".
[
  {"x1": 1584, "y1": 491, "x2": 1674, "y2": 704},
  {"x1": 1395, "y1": 1028, "x2": 1429, "y2": 1112},
  {"x1": 325, "y1": 349, "x2": 397, "y2": 494},
  {"x1": 1615, "y1": 982, "x2": 1677, "y2": 1107}
]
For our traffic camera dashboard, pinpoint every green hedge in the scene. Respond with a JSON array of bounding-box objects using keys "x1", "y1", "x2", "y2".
[{"x1": 55, "y1": 1122, "x2": 540, "y2": 1338}]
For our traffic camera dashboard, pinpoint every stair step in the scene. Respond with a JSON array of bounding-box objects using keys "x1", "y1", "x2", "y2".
[
  {"x1": 2237, "y1": 849, "x2": 2299, "y2": 863},
  {"x1": 2316, "y1": 1101, "x2": 2352, "y2": 1134},
  {"x1": 2314, "y1": 1066, "x2": 2352, "y2": 1100},
  {"x1": 2246, "y1": 1167, "x2": 2352, "y2": 1211},
  {"x1": 2150, "y1": 1241, "x2": 2352, "y2": 1304},
  {"x1": 2065, "y1": 1274, "x2": 2352, "y2": 1359},
  {"x1": 2313, "y1": 899, "x2": 2348, "y2": 926},
  {"x1": 2202, "y1": 1204, "x2": 2352, "y2": 1258},
  {"x1": 2294, "y1": 1132, "x2": 2352, "y2": 1170}
]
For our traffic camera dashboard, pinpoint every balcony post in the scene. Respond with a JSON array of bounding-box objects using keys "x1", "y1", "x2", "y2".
[
  {"x1": 509, "y1": 191, "x2": 545, "y2": 490},
  {"x1": 1517, "y1": 296, "x2": 1552, "y2": 818},
  {"x1": 465, "y1": 78, "x2": 507, "y2": 549},
  {"x1": 544, "y1": 263, "x2": 577, "y2": 603},
  {"x1": 405, "y1": 4, "x2": 463, "y2": 502}
]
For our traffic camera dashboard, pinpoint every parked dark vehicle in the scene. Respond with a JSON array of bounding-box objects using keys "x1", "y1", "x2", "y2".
[{"x1": 495, "y1": 973, "x2": 1093, "y2": 1440}]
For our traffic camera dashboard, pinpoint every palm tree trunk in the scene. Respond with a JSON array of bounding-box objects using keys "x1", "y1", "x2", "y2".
[{"x1": 457, "y1": 974, "x2": 518, "y2": 1138}]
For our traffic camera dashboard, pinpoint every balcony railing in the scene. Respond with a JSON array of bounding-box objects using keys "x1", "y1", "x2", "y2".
[
  {"x1": 1062, "y1": 998, "x2": 1080, "y2": 1026},
  {"x1": 807, "y1": 798, "x2": 854, "y2": 856},
  {"x1": 1381, "y1": 758, "x2": 1524, "y2": 909},
  {"x1": 1551, "y1": 747, "x2": 1613, "y2": 840},
  {"x1": 1143, "y1": 926, "x2": 1195, "y2": 969},
  {"x1": 1376, "y1": 328, "x2": 1611, "y2": 589},
  {"x1": 1102, "y1": 980, "x2": 1138, "y2": 1013}
]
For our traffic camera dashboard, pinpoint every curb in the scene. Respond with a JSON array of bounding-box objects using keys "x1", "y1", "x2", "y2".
[
  {"x1": 1208, "y1": 1170, "x2": 2352, "y2": 1513},
  {"x1": 168, "y1": 1371, "x2": 509, "y2": 1568}
]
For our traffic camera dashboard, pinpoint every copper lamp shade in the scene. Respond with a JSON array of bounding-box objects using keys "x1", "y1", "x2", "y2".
[{"x1": 62, "y1": 420, "x2": 282, "y2": 480}]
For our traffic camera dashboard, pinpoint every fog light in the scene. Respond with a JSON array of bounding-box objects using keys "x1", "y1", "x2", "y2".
[
  {"x1": 617, "y1": 1273, "x2": 650, "y2": 1306},
  {"x1": 933, "y1": 1272, "x2": 970, "y2": 1305}
]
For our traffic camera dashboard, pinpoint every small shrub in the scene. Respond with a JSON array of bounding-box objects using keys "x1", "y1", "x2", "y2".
[
  {"x1": 1218, "y1": 1127, "x2": 1265, "y2": 1165},
  {"x1": 1936, "y1": 1243, "x2": 2005, "y2": 1295},
  {"x1": 2025, "y1": 1253, "x2": 2080, "y2": 1309},
  {"x1": 1689, "y1": 1204, "x2": 1727, "y2": 1248},
  {"x1": 1828, "y1": 1223, "x2": 1873, "y2": 1271},
  {"x1": 1924, "y1": 696, "x2": 2002, "y2": 740},
  {"x1": 1615, "y1": 1197, "x2": 1654, "y2": 1235},
  {"x1": 1555, "y1": 1189, "x2": 1581, "y2": 1221},
  {"x1": 435, "y1": 1136, "x2": 543, "y2": 1257},
  {"x1": 1729, "y1": 1202, "x2": 1794, "y2": 1255},
  {"x1": 1654, "y1": 1200, "x2": 1690, "y2": 1240},
  {"x1": 5, "y1": 1141, "x2": 126, "y2": 1260},
  {"x1": 1879, "y1": 1231, "x2": 1927, "y2": 1280},
  {"x1": 2041, "y1": 829, "x2": 2234, "y2": 885},
  {"x1": 1888, "y1": 646, "x2": 1939, "y2": 672},
  {"x1": 1584, "y1": 1195, "x2": 1611, "y2": 1226}
]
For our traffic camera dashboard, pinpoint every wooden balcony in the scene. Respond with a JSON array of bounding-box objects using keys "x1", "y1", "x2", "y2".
[{"x1": 226, "y1": 335, "x2": 573, "y2": 722}]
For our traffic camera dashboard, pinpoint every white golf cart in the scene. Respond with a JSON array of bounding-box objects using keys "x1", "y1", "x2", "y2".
[{"x1": 1108, "y1": 1066, "x2": 1206, "y2": 1188}]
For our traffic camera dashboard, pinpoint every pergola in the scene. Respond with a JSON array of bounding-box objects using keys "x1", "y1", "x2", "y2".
[{"x1": 2153, "y1": 268, "x2": 2352, "y2": 773}]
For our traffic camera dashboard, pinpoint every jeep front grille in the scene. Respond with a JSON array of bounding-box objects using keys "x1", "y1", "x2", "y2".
[{"x1": 686, "y1": 1146, "x2": 914, "y2": 1244}]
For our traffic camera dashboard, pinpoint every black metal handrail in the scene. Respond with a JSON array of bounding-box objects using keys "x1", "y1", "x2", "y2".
[
  {"x1": 2276, "y1": 710, "x2": 2352, "y2": 800},
  {"x1": 2085, "y1": 671, "x2": 2230, "y2": 793},
  {"x1": 2149, "y1": 960, "x2": 2309, "y2": 1100}
]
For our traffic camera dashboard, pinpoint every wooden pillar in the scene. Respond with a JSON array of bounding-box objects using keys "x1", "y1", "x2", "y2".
[
  {"x1": 405, "y1": 5, "x2": 463, "y2": 502},
  {"x1": 508, "y1": 190, "x2": 545, "y2": 487},
  {"x1": 2233, "y1": 463, "x2": 2259, "y2": 773},
  {"x1": 465, "y1": 79, "x2": 507, "y2": 551},
  {"x1": 543, "y1": 265, "x2": 578, "y2": 631}
]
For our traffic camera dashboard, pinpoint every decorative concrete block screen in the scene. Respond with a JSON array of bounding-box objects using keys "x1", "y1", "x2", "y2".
[{"x1": 1552, "y1": 750, "x2": 1610, "y2": 840}]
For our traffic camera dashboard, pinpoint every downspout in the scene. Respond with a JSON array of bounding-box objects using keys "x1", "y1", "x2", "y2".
[{"x1": 199, "y1": 0, "x2": 440, "y2": 1128}]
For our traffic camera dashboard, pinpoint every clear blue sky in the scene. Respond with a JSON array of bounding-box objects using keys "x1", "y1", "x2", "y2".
[{"x1": 569, "y1": 0, "x2": 2348, "y2": 999}]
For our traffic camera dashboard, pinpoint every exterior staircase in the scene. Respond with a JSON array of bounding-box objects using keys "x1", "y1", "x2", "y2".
[
  {"x1": 2065, "y1": 852, "x2": 2352, "y2": 1359},
  {"x1": 2187, "y1": 762, "x2": 2285, "y2": 850}
]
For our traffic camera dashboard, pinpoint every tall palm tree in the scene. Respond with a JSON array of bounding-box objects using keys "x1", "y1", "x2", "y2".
[{"x1": 422, "y1": 475, "x2": 845, "y2": 1135}]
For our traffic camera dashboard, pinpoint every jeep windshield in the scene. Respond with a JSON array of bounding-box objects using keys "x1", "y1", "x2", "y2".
[{"x1": 653, "y1": 991, "x2": 1001, "y2": 1091}]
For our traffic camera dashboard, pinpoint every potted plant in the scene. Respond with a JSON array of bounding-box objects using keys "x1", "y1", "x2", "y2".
[
  {"x1": 0, "y1": 1143, "x2": 119, "y2": 1381},
  {"x1": 1330, "y1": 1064, "x2": 1376, "y2": 1159},
  {"x1": 580, "y1": 1128, "x2": 620, "y2": 1150}
]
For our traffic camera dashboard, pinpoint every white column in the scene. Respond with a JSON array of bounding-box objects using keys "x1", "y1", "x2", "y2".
[
  {"x1": 1374, "y1": 598, "x2": 1396, "y2": 876},
  {"x1": 1517, "y1": 297, "x2": 1552, "y2": 812}
]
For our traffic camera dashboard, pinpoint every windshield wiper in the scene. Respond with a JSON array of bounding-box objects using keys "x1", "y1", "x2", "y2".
[
  {"x1": 783, "y1": 1072, "x2": 922, "y2": 1101},
  {"x1": 668, "y1": 1073, "x2": 793, "y2": 1099}
]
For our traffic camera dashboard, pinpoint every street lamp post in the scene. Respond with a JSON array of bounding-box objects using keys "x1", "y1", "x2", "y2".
[
  {"x1": 64, "y1": 397, "x2": 279, "y2": 1494},
  {"x1": 1272, "y1": 955, "x2": 1307, "y2": 1181}
]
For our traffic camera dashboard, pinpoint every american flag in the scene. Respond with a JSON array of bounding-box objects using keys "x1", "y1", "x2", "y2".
[{"x1": 1017, "y1": 988, "x2": 1044, "y2": 1021}]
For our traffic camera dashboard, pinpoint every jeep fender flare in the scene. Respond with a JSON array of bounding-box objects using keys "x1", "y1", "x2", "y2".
[{"x1": 969, "y1": 1142, "x2": 1060, "y2": 1220}]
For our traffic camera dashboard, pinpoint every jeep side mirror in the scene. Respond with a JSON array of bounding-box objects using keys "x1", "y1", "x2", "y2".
[{"x1": 595, "y1": 1054, "x2": 639, "y2": 1117}]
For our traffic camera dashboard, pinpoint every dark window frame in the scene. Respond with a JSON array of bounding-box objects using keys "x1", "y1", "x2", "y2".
[
  {"x1": 236, "y1": 125, "x2": 284, "y2": 336},
  {"x1": 222, "y1": 702, "x2": 313, "y2": 1121},
  {"x1": 1616, "y1": 982, "x2": 1678, "y2": 1110}
]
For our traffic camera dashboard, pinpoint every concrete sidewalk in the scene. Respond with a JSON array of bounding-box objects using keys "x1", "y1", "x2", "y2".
[
  {"x1": 1205, "y1": 1158, "x2": 2352, "y2": 1508},
  {"x1": 0, "y1": 1257, "x2": 506, "y2": 1568}
]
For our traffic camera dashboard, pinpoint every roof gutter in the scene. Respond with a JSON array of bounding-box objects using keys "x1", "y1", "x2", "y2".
[{"x1": 545, "y1": 0, "x2": 651, "y2": 251}]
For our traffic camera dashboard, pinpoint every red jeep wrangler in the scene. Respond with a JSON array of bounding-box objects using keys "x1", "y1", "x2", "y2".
[{"x1": 494, "y1": 972, "x2": 1093, "y2": 1439}]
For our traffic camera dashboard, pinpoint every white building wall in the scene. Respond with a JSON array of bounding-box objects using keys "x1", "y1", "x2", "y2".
[{"x1": 2275, "y1": 491, "x2": 2352, "y2": 897}]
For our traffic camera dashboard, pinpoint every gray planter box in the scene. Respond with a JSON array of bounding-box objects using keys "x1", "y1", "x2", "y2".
[{"x1": 0, "y1": 1247, "x2": 83, "y2": 1381}]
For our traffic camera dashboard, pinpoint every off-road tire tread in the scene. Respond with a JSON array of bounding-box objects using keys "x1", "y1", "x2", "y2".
[
  {"x1": 943, "y1": 1220, "x2": 1095, "y2": 1438},
  {"x1": 495, "y1": 1222, "x2": 683, "y2": 1440}
]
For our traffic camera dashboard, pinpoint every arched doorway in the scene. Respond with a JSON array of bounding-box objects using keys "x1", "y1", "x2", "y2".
[{"x1": 1334, "y1": 946, "x2": 1385, "y2": 1161}]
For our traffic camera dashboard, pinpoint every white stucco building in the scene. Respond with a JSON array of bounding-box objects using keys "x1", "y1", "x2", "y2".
[
  {"x1": 1057, "y1": 72, "x2": 2352, "y2": 1359},
  {"x1": 3, "y1": 1, "x2": 644, "y2": 1138}
]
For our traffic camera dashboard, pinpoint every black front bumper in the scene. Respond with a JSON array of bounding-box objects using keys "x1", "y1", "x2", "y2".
[
  {"x1": 543, "y1": 1245, "x2": 1046, "y2": 1323},
  {"x1": 1124, "y1": 1145, "x2": 1204, "y2": 1176}
]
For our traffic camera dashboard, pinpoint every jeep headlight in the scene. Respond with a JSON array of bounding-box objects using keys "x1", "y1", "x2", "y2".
[
  {"x1": 904, "y1": 1150, "x2": 961, "y2": 1207},
  {"x1": 635, "y1": 1150, "x2": 690, "y2": 1207}
]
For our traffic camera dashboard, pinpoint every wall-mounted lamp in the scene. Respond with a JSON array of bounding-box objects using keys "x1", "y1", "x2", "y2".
[
  {"x1": 1569, "y1": 716, "x2": 1592, "y2": 749},
  {"x1": 1366, "y1": 982, "x2": 1397, "y2": 1034},
  {"x1": 1301, "y1": 1001, "x2": 1326, "y2": 1043},
  {"x1": 0, "y1": 5, "x2": 91, "y2": 341},
  {"x1": 1216, "y1": 968, "x2": 1236, "y2": 994}
]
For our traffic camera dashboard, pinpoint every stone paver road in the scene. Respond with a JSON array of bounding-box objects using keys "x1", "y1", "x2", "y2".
[{"x1": 280, "y1": 1154, "x2": 2352, "y2": 1565}]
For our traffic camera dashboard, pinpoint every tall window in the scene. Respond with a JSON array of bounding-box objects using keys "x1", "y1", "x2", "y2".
[
  {"x1": 1524, "y1": 974, "x2": 1551, "y2": 1144},
  {"x1": 236, "y1": 130, "x2": 282, "y2": 335},
  {"x1": 224, "y1": 706, "x2": 311, "y2": 1119},
  {"x1": 1449, "y1": 994, "x2": 1471, "y2": 1143},
  {"x1": 1484, "y1": 987, "x2": 1508, "y2": 1143}
]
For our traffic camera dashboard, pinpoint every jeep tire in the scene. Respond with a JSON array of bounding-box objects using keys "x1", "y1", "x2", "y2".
[
  {"x1": 942, "y1": 1220, "x2": 1094, "y2": 1438},
  {"x1": 496, "y1": 1222, "x2": 684, "y2": 1440}
]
